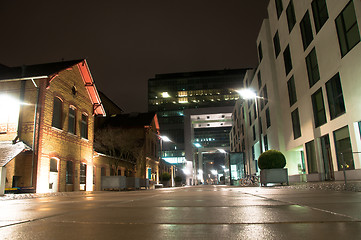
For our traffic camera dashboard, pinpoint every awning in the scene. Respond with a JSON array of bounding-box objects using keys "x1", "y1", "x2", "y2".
[{"x1": 0, "y1": 141, "x2": 31, "y2": 167}]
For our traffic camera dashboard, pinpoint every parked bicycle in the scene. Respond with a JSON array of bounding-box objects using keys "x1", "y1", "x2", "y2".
[{"x1": 240, "y1": 174, "x2": 259, "y2": 186}]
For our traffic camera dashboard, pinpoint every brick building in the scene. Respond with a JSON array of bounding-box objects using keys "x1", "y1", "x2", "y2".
[
  {"x1": 94, "y1": 112, "x2": 164, "y2": 187},
  {"x1": 0, "y1": 59, "x2": 105, "y2": 194}
]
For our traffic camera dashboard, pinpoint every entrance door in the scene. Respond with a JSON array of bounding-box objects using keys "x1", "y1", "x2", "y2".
[
  {"x1": 321, "y1": 135, "x2": 334, "y2": 181},
  {"x1": 49, "y1": 158, "x2": 58, "y2": 192}
]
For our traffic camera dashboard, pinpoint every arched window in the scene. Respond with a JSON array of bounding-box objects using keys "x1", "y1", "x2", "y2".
[
  {"x1": 66, "y1": 161, "x2": 73, "y2": 184},
  {"x1": 68, "y1": 106, "x2": 76, "y2": 134},
  {"x1": 52, "y1": 97, "x2": 63, "y2": 129},
  {"x1": 81, "y1": 113, "x2": 88, "y2": 139}
]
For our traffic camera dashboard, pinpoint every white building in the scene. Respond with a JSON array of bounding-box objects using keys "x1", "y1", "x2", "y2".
[{"x1": 231, "y1": 0, "x2": 361, "y2": 182}]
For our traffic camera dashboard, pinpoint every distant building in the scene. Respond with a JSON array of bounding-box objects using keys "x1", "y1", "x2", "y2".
[
  {"x1": 148, "y1": 69, "x2": 247, "y2": 184},
  {"x1": 94, "y1": 112, "x2": 171, "y2": 187},
  {"x1": 0, "y1": 59, "x2": 105, "y2": 194},
  {"x1": 231, "y1": 0, "x2": 361, "y2": 182}
]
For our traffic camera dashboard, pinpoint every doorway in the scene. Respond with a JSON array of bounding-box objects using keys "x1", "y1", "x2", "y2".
[
  {"x1": 320, "y1": 134, "x2": 334, "y2": 181},
  {"x1": 49, "y1": 158, "x2": 58, "y2": 192}
]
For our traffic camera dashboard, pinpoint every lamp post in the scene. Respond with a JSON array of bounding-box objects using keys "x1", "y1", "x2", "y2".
[
  {"x1": 236, "y1": 89, "x2": 263, "y2": 175},
  {"x1": 158, "y1": 135, "x2": 172, "y2": 184}
]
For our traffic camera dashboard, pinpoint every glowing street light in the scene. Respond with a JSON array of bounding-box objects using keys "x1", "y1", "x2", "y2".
[{"x1": 236, "y1": 88, "x2": 263, "y2": 175}]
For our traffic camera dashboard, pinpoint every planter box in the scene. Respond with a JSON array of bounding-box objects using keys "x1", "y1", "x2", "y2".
[{"x1": 260, "y1": 168, "x2": 289, "y2": 186}]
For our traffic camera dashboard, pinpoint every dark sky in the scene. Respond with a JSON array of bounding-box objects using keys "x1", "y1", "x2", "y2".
[{"x1": 0, "y1": 0, "x2": 269, "y2": 113}]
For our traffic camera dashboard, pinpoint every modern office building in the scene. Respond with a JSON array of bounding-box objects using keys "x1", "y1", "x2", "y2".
[
  {"x1": 148, "y1": 69, "x2": 247, "y2": 184},
  {"x1": 231, "y1": 0, "x2": 361, "y2": 182}
]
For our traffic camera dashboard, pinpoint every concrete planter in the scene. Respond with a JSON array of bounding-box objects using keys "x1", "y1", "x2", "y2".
[{"x1": 260, "y1": 168, "x2": 289, "y2": 186}]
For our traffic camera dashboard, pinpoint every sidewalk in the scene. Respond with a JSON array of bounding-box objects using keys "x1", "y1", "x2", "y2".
[{"x1": 279, "y1": 180, "x2": 361, "y2": 192}]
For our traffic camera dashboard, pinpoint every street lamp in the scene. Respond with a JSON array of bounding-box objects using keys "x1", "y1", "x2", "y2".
[{"x1": 236, "y1": 88, "x2": 263, "y2": 175}]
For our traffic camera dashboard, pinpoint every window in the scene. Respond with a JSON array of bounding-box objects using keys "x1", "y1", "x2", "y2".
[
  {"x1": 266, "y1": 108, "x2": 271, "y2": 128},
  {"x1": 264, "y1": 135, "x2": 268, "y2": 151},
  {"x1": 263, "y1": 85, "x2": 268, "y2": 106},
  {"x1": 273, "y1": 31, "x2": 281, "y2": 58},
  {"x1": 249, "y1": 111, "x2": 252, "y2": 126},
  {"x1": 259, "y1": 117, "x2": 263, "y2": 134},
  {"x1": 257, "y1": 71, "x2": 262, "y2": 90},
  {"x1": 283, "y1": 45, "x2": 293, "y2": 75},
  {"x1": 300, "y1": 11, "x2": 314, "y2": 50},
  {"x1": 311, "y1": 88, "x2": 327, "y2": 127},
  {"x1": 335, "y1": 1, "x2": 360, "y2": 57},
  {"x1": 52, "y1": 97, "x2": 62, "y2": 129},
  {"x1": 326, "y1": 73, "x2": 346, "y2": 119},
  {"x1": 275, "y1": 0, "x2": 283, "y2": 19},
  {"x1": 80, "y1": 163, "x2": 87, "y2": 184},
  {"x1": 258, "y1": 42, "x2": 263, "y2": 62},
  {"x1": 253, "y1": 125, "x2": 256, "y2": 141},
  {"x1": 101, "y1": 167, "x2": 106, "y2": 176},
  {"x1": 306, "y1": 140, "x2": 318, "y2": 173},
  {"x1": 287, "y1": 76, "x2": 297, "y2": 106},
  {"x1": 286, "y1": 0, "x2": 296, "y2": 32},
  {"x1": 312, "y1": 0, "x2": 328, "y2": 33},
  {"x1": 50, "y1": 159, "x2": 58, "y2": 172},
  {"x1": 81, "y1": 113, "x2": 88, "y2": 139},
  {"x1": 291, "y1": 108, "x2": 301, "y2": 139},
  {"x1": 358, "y1": 121, "x2": 361, "y2": 139},
  {"x1": 68, "y1": 107, "x2": 76, "y2": 134},
  {"x1": 252, "y1": 145, "x2": 255, "y2": 160},
  {"x1": 334, "y1": 126, "x2": 354, "y2": 170},
  {"x1": 253, "y1": 103, "x2": 257, "y2": 120},
  {"x1": 306, "y1": 47, "x2": 320, "y2": 87},
  {"x1": 66, "y1": 161, "x2": 73, "y2": 184}
]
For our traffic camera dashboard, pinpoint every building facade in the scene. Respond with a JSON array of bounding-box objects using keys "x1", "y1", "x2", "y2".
[
  {"x1": 0, "y1": 59, "x2": 105, "y2": 194},
  {"x1": 231, "y1": 0, "x2": 361, "y2": 182},
  {"x1": 148, "y1": 69, "x2": 247, "y2": 184}
]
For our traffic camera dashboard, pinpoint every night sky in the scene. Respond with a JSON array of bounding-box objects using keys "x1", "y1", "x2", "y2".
[{"x1": 0, "y1": 0, "x2": 269, "y2": 113}]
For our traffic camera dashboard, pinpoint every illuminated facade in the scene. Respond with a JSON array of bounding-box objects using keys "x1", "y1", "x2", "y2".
[
  {"x1": 0, "y1": 59, "x2": 105, "y2": 194},
  {"x1": 148, "y1": 69, "x2": 247, "y2": 168},
  {"x1": 231, "y1": 0, "x2": 361, "y2": 182}
]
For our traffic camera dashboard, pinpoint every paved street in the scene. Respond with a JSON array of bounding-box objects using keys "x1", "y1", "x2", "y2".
[{"x1": 1, "y1": 185, "x2": 361, "y2": 239}]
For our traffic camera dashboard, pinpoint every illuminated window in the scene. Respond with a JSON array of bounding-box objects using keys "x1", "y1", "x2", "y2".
[
  {"x1": 80, "y1": 163, "x2": 86, "y2": 185},
  {"x1": 52, "y1": 97, "x2": 63, "y2": 129},
  {"x1": 178, "y1": 97, "x2": 188, "y2": 103},
  {"x1": 0, "y1": 94, "x2": 20, "y2": 133}
]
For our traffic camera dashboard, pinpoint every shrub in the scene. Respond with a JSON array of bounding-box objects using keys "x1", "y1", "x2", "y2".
[
  {"x1": 174, "y1": 176, "x2": 183, "y2": 183},
  {"x1": 258, "y1": 150, "x2": 286, "y2": 169},
  {"x1": 160, "y1": 172, "x2": 171, "y2": 182}
]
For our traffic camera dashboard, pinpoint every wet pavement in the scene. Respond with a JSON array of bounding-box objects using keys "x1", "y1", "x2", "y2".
[{"x1": 0, "y1": 185, "x2": 361, "y2": 239}]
